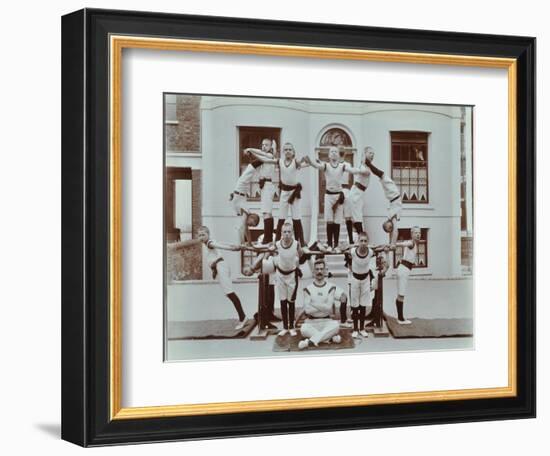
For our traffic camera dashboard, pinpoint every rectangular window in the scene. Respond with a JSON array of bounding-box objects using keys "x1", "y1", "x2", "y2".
[
  {"x1": 238, "y1": 126, "x2": 281, "y2": 201},
  {"x1": 391, "y1": 131, "x2": 429, "y2": 203},
  {"x1": 165, "y1": 167, "x2": 202, "y2": 280},
  {"x1": 393, "y1": 228, "x2": 429, "y2": 269}
]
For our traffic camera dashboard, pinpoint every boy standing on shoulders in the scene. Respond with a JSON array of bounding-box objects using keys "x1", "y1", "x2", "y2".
[
  {"x1": 306, "y1": 147, "x2": 366, "y2": 251},
  {"x1": 243, "y1": 139, "x2": 277, "y2": 243}
]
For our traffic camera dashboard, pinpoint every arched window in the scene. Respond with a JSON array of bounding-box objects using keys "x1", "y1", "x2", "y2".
[{"x1": 319, "y1": 127, "x2": 353, "y2": 147}]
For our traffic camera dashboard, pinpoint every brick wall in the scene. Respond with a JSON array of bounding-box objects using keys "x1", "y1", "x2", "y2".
[
  {"x1": 190, "y1": 169, "x2": 203, "y2": 279},
  {"x1": 165, "y1": 95, "x2": 203, "y2": 281},
  {"x1": 166, "y1": 95, "x2": 201, "y2": 152}
]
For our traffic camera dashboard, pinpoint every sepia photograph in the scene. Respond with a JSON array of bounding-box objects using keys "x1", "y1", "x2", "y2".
[{"x1": 164, "y1": 94, "x2": 474, "y2": 362}]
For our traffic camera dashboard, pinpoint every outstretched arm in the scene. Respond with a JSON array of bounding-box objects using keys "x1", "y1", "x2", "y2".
[
  {"x1": 245, "y1": 148, "x2": 277, "y2": 164},
  {"x1": 371, "y1": 244, "x2": 389, "y2": 253},
  {"x1": 391, "y1": 239, "x2": 414, "y2": 250},
  {"x1": 343, "y1": 163, "x2": 368, "y2": 175},
  {"x1": 207, "y1": 240, "x2": 242, "y2": 252},
  {"x1": 167, "y1": 239, "x2": 202, "y2": 250},
  {"x1": 297, "y1": 157, "x2": 310, "y2": 169},
  {"x1": 302, "y1": 241, "x2": 331, "y2": 255},
  {"x1": 304, "y1": 155, "x2": 325, "y2": 170},
  {"x1": 364, "y1": 159, "x2": 385, "y2": 179},
  {"x1": 241, "y1": 243, "x2": 276, "y2": 254}
]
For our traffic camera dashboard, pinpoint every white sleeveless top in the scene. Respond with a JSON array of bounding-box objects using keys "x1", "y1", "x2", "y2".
[
  {"x1": 324, "y1": 162, "x2": 348, "y2": 192},
  {"x1": 381, "y1": 174, "x2": 400, "y2": 201},
  {"x1": 275, "y1": 239, "x2": 299, "y2": 272},
  {"x1": 279, "y1": 158, "x2": 299, "y2": 186},
  {"x1": 303, "y1": 282, "x2": 337, "y2": 317},
  {"x1": 203, "y1": 240, "x2": 223, "y2": 267},
  {"x1": 340, "y1": 168, "x2": 350, "y2": 187},
  {"x1": 350, "y1": 247, "x2": 375, "y2": 275},
  {"x1": 259, "y1": 153, "x2": 276, "y2": 180},
  {"x1": 402, "y1": 242, "x2": 418, "y2": 264},
  {"x1": 353, "y1": 165, "x2": 371, "y2": 188}
]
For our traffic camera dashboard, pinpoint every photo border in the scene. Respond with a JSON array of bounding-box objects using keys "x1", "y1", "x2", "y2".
[{"x1": 61, "y1": 8, "x2": 535, "y2": 446}]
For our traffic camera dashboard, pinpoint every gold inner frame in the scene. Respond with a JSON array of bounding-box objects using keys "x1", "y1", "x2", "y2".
[{"x1": 109, "y1": 35, "x2": 517, "y2": 420}]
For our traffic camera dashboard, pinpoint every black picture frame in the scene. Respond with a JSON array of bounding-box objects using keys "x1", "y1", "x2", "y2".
[{"x1": 62, "y1": 8, "x2": 535, "y2": 447}]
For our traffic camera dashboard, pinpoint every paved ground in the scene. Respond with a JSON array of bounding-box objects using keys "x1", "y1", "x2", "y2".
[{"x1": 166, "y1": 277, "x2": 474, "y2": 362}]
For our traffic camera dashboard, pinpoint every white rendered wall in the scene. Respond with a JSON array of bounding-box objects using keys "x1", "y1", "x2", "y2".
[{"x1": 197, "y1": 97, "x2": 465, "y2": 278}]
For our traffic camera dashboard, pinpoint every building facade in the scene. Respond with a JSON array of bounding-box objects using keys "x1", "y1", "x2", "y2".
[{"x1": 165, "y1": 94, "x2": 473, "y2": 281}]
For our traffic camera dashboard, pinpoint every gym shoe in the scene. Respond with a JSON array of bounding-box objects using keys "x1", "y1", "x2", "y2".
[
  {"x1": 360, "y1": 330, "x2": 369, "y2": 337},
  {"x1": 352, "y1": 331, "x2": 360, "y2": 339},
  {"x1": 278, "y1": 329, "x2": 288, "y2": 336},
  {"x1": 331, "y1": 335, "x2": 342, "y2": 344},
  {"x1": 235, "y1": 319, "x2": 247, "y2": 330},
  {"x1": 289, "y1": 329, "x2": 297, "y2": 337},
  {"x1": 397, "y1": 319, "x2": 412, "y2": 325},
  {"x1": 340, "y1": 322, "x2": 352, "y2": 329},
  {"x1": 298, "y1": 339, "x2": 309, "y2": 350}
]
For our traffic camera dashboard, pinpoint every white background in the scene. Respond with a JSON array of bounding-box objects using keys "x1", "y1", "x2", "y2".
[
  {"x1": 0, "y1": 0, "x2": 544, "y2": 455},
  {"x1": 123, "y1": 51, "x2": 508, "y2": 406}
]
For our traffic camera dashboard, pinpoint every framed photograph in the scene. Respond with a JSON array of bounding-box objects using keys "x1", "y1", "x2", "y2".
[{"x1": 61, "y1": 8, "x2": 535, "y2": 446}]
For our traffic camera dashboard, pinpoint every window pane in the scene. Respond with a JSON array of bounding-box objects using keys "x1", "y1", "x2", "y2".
[
  {"x1": 391, "y1": 132, "x2": 429, "y2": 204},
  {"x1": 165, "y1": 102, "x2": 177, "y2": 121},
  {"x1": 174, "y1": 180, "x2": 192, "y2": 240}
]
